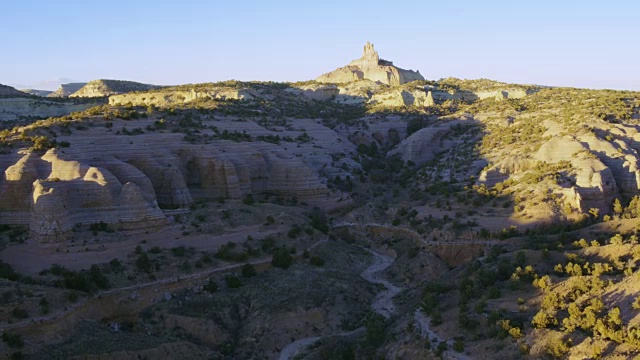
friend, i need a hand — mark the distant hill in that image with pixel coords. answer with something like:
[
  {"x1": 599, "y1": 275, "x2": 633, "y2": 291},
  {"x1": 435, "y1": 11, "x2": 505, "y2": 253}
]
[
  {"x1": 69, "y1": 79, "x2": 159, "y2": 98},
  {"x1": 48, "y1": 83, "x2": 87, "y2": 97},
  {"x1": 0, "y1": 83, "x2": 29, "y2": 97},
  {"x1": 20, "y1": 89, "x2": 53, "y2": 97}
]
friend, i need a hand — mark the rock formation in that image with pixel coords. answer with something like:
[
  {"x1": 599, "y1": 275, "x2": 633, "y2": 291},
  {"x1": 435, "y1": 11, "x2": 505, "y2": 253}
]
[
  {"x1": 370, "y1": 87, "x2": 434, "y2": 107},
  {"x1": 0, "y1": 133, "x2": 329, "y2": 241},
  {"x1": 386, "y1": 122, "x2": 458, "y2": 166},
  {"x1": 70, "y1": 79, "x2": 159, "y2": 98},
  {"x1": 48, "y1": 83, "x2": 87, "y2": 97},
  {"x1": 0, "y1": 98, "x2": 96, "y2": 121},
  {"x1": 109, "y1": 87, "x2": 257, "y2": 107},
  {"x1": 316, "y1": 42, "x2": 424, "y2": 85},
  {"x1": 284, "y1": 84, "x2": 339, "y2": 101},
  {"x1": 533, "y1": 136, "x2": 618, "y2": 213}
]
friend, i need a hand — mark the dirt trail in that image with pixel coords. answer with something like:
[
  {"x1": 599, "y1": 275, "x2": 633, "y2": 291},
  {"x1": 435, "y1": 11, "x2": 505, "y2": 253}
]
[{"x1": 278, "y1": 248, "x2": 398, "y2": 360}]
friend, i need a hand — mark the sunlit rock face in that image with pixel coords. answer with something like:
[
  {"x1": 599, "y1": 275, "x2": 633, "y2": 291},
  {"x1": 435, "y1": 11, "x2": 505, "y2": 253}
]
[
  {"x1": 0, "y1": 133, "x2": 329, "y2": 242},
  {"x1": 316, "y1": 42, "x2": 424, "y2": 86}
]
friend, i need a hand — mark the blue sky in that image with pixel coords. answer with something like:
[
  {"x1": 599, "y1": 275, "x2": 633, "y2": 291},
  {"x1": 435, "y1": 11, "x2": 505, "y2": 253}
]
[{"x1": 1, "y1": 0, "x2": 639, "y2": 90}]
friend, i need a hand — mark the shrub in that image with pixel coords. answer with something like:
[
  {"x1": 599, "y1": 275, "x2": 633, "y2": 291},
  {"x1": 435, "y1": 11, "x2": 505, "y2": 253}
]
[
  {"x1": 1, "y1": 333, "x2": 23, "y2": 348},
  {"x1": 310, "y1": 256, "x2": 325, "y2": 267},
  {"x1": 243, "y1": 194, "x2": 254, "y2": 206},
  {"x1": 453, "y1": 339, "x2": 464, "y2": 352},
  {"x1": 365, "y1": 313, "x2": 387, "y2": 346},
  {"x1": 204, "y1": 279, "x2": 218, "y2": 293},
  {"x1": 224, "y1": 275, "x2": 242, "y2": 288},
  {"x1": 171, "y1": 246, "x2": 187, "y2": 257},
  {"x1": 136, "y1": 253, "x2": 152, "y2": 272},
  {"x1": 272, "y1": 247, "x2": 293, "y2": 269},
  {"x1": 148, "y1": 246, "x2": 162, "y2": 254},
  {"x1": 241, "y1": 263, "x2": 257, "y2": 277},
  {"x1": 10, "y1": 307, "x2": 28, "y2": 319},
  {"x1": 0, "y1": 260, "x2": 20, "y2": 281}
]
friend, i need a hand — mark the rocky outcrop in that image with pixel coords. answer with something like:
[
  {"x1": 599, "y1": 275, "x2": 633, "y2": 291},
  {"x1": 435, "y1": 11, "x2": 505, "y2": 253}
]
[
  {"x1": 428, "y1": 87, "x2": 529, "y2": 103},
  {"x1": 370, "y1": 87, "x2": 434, "y2": 107},
  {"x1": 109, "y1": 87, "x2": 257, "y2": 107},
  {"x1": 317, "y1": 42, "x2": 424, "y2": 86},
  {"x1": 0, "y1": 84, "x2": 28, "y2": 97},
  {"x1": 386, "y1": 123, "x2": 458, "y2": 166},
  {"x1": 576, "y1": 134, "x2": 640, "y2": 196},
  {"x1": 0, "y1": 134, "x2": 329, "y2": 241},
  {"x1": 0, "y1": 98, "x2": 96, "y2": 121},
  {"x1": 48, "y1": 83, "x2": 87, "y2": 97},
  {"x1": 284, "y1": 84, "x2": 339, "y2": 101},
  {"x1": 477, "y1": 166, "x2": 510, "y2": 187},
  {"x1": 70, "y1": 80, "x2": 159, "y2": 98},
  {"x1": 534, "y1": 136, "x2": 618, "y2": 213}
]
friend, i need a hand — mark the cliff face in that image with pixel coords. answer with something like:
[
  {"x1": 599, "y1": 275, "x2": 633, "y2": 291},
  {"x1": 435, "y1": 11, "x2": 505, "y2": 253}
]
[
  {"x1": 70, "y1": 80, "x2": 159, "y2": 98},
  {"x1": 316, "y1": 42, "x2": 424, "y2": 85},
  {"x1": 0, "y1": 133, "x2": 329, "y2": 241},
  {"x1": 48, "y1": 83, "x2": 87, "y2": 97},
  {"x1": 109, "y1": 87, "x2": 256, "y2": 106}
]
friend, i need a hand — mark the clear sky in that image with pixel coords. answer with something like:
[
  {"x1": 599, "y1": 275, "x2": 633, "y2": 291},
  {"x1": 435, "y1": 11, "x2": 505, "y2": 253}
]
[{"x1": 1, "y1": 0, "x2": 639, "y2": 90}]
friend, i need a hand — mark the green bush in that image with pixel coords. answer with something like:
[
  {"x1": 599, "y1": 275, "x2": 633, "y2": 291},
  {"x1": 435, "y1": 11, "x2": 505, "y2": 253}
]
[
  {"x1": 453, "y1": 339, "x2": 464, "y2": 352},
  {"x1": 272, "y1": 247, "x2": 293, "y2": 269},
  {"x1": 204, "y1": 279, "x2": 218, "y2": 293},
  {"x1": 310, "y1": 256, "x2": 325, "y2": 267},
  {"x1": 365, "y1": 313, "x2": 387, "y2": 346},
  {"x1": 241, "y1": 263, "x2": 257, "y2": 277},
  {"x1": 225, "y1": 275, "x2": 242, "y2": 288},
  {"x1": 136, "y1": 252, "x2": 152, "y2": 273},
  {"x1": 1, "y1": 333, "x2": 23, "y2": 348}
]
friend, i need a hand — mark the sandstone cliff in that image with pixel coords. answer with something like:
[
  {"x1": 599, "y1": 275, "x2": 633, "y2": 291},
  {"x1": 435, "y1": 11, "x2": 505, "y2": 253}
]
[
  {"x1": 534, "y1": 136, "x2": 618, "y2": 213},
  {"x1": 0, "y1": 129, "x2": 330, "y2": 241},
  {"x1": 109, "y1": 86, "x2": 257, "y2": 107},
  {"x1": 316, "y1": 42, "x2": 424, "y2": 86}
]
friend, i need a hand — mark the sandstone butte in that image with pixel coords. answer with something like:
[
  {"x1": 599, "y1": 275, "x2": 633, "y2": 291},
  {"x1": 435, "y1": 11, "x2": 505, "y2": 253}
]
[{"x1": 316, "y1": 42, "x2": 425, "y2": 85}]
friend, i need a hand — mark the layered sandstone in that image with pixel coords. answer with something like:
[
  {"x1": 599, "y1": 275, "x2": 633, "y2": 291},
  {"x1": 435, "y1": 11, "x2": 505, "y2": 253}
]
[
  {"x1": 533, "y1": 136, "x2": 618, "y2": 213},
  {"x1": 0, "y1": 132, "x2": 329, "y2": 241},
  {"x1": 386, "y1": 122, "x2": 459, "y2": 166},
  {"x1": 109, "y1": 87, "x2": 257, "y2": 107},
  {"x1": 370, "y1": 88, "x2": 434, "y2": 107},
  {"x1": 317, "y1": 42, "x2": 424, "y2": 85}
]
